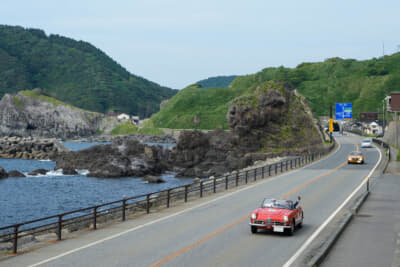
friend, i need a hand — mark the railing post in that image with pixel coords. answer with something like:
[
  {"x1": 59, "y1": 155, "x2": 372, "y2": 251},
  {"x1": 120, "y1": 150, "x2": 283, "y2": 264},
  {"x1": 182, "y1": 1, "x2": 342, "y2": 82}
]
[
  {"x1": 200, "y1": 181, "x2": 203, "y2": 197},
  {"x1": 184, "y1": 185, "x2": 188, "y2": 202},
  {"x1": 275, "y1": 164, "x2": 277, "y2": 174},
  {"x1": 122, "y1": 199, "x2": 126, "y2": 221},
  {"x1": 286, "y1": 160, "x2": 288, "y2": 171},
  {"x1": 236, "y1": 172, "x2": 239, "y2": 186},
  {"x1": 213, "y1": 177, "x2": 216, "y2": 193},
  {"x1": 93, "y1": 206, "x2": 98, "y2": 230},
  {"x1": 245, "y1": 170, "x2": 248, "y2": 184},
  {"x1": 167, "y1": 189, "x2": 171, "y2": 208},
  {"x1": 57, "y1": 215, "x2": 63, "y2": 240},
  {"x1": 13, "y1": 225, "x2": 19, "y2": 254},
  {"x1": 291, "y1": 159, "x2": 292, "y2": 169},
  {"x1": 262, "y1": 166, "x2": 265, "y2": 178},
  {"x1": 254, "y1": 168, "x2": 257, "y2": 181},
  {"x1": 225, "y1": 175, "x2": 228, "y2": 190},
  {"x1": 281, "y1": 162, "x2": 283, "y2": 172},
  {"x1": 146, "y1": 194, "x2": 150, "y2": 214},
  {"x1": 269, "y1": 165, "x2": 271, "y2": 176}
]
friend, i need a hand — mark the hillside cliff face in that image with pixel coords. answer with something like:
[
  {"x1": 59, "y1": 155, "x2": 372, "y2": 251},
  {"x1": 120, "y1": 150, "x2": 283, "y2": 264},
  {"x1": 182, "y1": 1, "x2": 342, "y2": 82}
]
[
  {"x1": 167, "y1": 82, "x2": 325, "y2": 177},
  {"x1": 0, "y1": 90, "x2": 117, "y2": 139}
]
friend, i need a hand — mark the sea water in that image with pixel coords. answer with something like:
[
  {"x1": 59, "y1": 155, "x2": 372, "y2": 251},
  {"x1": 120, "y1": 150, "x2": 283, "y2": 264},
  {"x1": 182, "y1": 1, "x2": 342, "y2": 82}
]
[{"x1": 0, "y1": 142, "x2": 191, "y2": 228}]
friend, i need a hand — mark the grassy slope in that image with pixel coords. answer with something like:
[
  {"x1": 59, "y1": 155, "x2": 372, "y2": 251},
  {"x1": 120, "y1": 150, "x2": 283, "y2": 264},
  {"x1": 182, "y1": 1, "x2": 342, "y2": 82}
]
[{"x1": 150, "y1": 53, "x2": 400, "y2": 130}]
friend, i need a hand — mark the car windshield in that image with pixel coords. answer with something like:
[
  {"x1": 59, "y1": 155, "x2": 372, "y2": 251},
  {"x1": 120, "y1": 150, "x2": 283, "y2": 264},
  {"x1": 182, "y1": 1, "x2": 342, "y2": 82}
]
[
  {"x1": 362, "y1": 140, "x2": 371, "y2": 143},
  {"x1": 349, "y1": 151, "x2": 362, "y2": 156},
  {"x1": 262, "y1": 199, "x2": 293, "y2": 209}
]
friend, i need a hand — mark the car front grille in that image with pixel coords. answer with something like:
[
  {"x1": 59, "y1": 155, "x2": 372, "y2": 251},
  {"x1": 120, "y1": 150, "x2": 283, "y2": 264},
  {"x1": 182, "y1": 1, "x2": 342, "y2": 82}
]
[{"x1": 254, "y1": 220, "x2": 284, "y2": 226}]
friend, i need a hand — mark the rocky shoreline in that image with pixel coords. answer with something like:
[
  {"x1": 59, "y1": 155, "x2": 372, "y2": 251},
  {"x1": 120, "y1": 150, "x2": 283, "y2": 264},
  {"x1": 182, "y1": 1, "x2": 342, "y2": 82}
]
[{"x1": 0, "y1": 136, "x2": 69, "y2": 160}]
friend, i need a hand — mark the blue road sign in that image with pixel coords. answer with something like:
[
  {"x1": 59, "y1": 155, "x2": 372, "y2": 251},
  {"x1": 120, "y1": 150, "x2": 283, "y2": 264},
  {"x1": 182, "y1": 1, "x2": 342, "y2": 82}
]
[{"x1": 335, "y1": 103, "x2": 352, "y2": 120}]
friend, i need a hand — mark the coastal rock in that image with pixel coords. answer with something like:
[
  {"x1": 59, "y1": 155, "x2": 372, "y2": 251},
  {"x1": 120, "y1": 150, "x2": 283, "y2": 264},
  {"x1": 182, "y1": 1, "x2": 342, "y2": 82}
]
[
  {"x1": 0, "y1": 90, "x2": 119, "y2": 140},
  {"x1": 0, "y1": 136, "x2": 68, "y2": 160},
  {"x1": 142, "y1": 175, "x2": 165, "y2": 183},
  {"x1": 168, "y1": 82, "x2": 325, "y2": 178},
  {"x1": 54, "y1": 82, "x2": 325, "y2": 179},
  {"x1": 8, "y1": 170, "x2": 26, "y2": 177},
  {"x1": 0, "y1": 166, "x2": 8, "y2": 178},
  {"x1": 28, "y1": 169, "x2": 48, "y2": 176},
  {"x1": 55, "y1": 139, "x2": 169, "y2": 178},
  {"x1": 62, "y1": 167, "x2": 78, "y2": 175}
]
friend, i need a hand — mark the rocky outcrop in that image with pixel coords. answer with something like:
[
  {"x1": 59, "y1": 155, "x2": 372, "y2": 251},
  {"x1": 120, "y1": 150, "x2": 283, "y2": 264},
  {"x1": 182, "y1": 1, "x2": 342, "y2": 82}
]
[
  {"x1": 55, "y1": 139, "x2": 170, "y2": 178},
  {"x1": 0, "y1": 136, "x2": 68, "y2": 160},
  {"x1": 0, "y1": 89, "x2": 118, "y2": 139},
  {"x1": 142, "y1": 175, "x2": 165, "y2": 183},
  {"x1": 8, "y1": 170, "x2": 25, "y2": 177},
  {"x1": 54, "y1": 82, "x2": 325, "y2": 178},
  {"x1": 28, "y1": 169, "x2": 48, "y2": 176},
  {"x1": 0, "y1": 167, "x2": 8, "y2": 178},
  {"x1": 167, "y1": 82, "x2": 325, "y2": 177}
]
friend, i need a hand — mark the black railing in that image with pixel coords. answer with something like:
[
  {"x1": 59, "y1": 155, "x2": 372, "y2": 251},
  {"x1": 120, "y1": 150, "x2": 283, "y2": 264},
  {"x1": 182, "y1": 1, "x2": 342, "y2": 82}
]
[
  {"x1": 372, "y1": 138, "x2": 391, "y2": 160},
  {"x1": 0, "y1": 145, "x2": 334, "y2": 254}
]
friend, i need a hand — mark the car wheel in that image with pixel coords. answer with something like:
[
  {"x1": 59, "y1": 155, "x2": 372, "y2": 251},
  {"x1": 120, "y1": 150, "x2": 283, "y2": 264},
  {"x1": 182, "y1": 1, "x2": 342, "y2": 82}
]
[
  {"x1": 297, "y1": 213, "x2": 303, "y2": 228},
  {"x1": 287, "y1": 220, "x2": 295, "y2": 236},
  {"x1": 251, "y1": 226, "x2": 257, "y2": 234}
]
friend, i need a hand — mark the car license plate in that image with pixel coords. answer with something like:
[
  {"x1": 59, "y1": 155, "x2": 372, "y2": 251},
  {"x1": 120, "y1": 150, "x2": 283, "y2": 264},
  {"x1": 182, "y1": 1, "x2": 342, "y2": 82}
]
[{"x1": 273, "y1": 226, "x2": 284, "y2": 232}]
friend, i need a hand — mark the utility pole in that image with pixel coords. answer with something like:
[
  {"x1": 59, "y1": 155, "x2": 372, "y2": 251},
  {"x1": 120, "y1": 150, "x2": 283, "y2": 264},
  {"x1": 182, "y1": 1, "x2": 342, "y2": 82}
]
[
  {"x1": 329, "y1": 106, "x2": 333, "y2": 143},
  {"x1": 382, "y1": 99, "x2": 386, "y2": 136}
]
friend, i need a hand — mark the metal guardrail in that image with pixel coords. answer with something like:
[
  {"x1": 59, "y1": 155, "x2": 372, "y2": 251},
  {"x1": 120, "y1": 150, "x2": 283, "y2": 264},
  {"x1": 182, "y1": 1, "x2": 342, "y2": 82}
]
[
  {"x1": 0, "y1": 145, "x2": 335, "y2": 254},
  {"x1": 372, "y1": 138, "x2": 391, "y2": 160}
]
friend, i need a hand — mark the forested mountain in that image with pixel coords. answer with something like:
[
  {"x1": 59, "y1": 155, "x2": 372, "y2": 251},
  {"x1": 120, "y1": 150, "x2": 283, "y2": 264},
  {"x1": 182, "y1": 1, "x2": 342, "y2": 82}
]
[
  {"x1": 196, "y1": 75, "x2": 237, "y2": 88},
  {"x1": 150, "y1": 53, "x2": 400, "y2": 129},
  {"x1": 0, "y1": 25, "x2": 177, "y2": 117}
]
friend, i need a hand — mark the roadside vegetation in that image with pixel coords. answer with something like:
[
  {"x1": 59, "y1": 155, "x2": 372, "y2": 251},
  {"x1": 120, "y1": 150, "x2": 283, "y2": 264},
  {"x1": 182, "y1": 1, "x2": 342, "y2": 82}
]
[{"x1": 110, "y1": 122, "x2": 164, "y2": 136}]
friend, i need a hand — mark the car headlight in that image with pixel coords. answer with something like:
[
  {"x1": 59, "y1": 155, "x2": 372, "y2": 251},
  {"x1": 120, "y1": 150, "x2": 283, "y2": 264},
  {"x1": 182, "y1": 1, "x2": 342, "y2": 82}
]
[
  {"x1": 251, "y1": 213, "x2": 257, "y2": 220},
  {"x1": 283, "y1": 216, "x2": 289, "y2": 223}
]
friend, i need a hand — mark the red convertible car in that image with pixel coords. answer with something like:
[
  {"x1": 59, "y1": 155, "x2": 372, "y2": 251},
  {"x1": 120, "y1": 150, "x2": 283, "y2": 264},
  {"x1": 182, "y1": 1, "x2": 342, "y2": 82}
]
[{"x1": 249, "y1": 196, "x2": 303, "y2": 235}]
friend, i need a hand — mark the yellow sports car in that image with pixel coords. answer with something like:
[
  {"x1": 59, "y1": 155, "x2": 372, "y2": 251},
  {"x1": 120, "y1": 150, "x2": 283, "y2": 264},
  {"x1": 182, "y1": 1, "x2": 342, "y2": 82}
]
[{"x1": 347, "y1": 151, "x2": 364, "y2": 164}]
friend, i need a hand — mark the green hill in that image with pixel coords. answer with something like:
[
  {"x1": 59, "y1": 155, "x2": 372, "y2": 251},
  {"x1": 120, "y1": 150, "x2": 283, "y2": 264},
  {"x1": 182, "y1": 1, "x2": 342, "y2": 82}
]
[
  {"x1": 196, "y1": 75, "x2": 237, "y2": 88},
  {"x1": 150, "y1": 53, "x2": 400, "y2": 130},
  {"x1": 0, "y1": 25, "x2": 177, "y2": 118}
]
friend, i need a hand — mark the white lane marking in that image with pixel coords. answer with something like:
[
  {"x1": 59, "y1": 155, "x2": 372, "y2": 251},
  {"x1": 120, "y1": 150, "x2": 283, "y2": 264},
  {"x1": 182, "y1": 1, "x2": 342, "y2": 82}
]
[
  {"x1": 282, "y1": 142, "x2": 382, "y2": 267},
  {"x1": 29, "y1": 142, "x2": 342, "y2": 267}
]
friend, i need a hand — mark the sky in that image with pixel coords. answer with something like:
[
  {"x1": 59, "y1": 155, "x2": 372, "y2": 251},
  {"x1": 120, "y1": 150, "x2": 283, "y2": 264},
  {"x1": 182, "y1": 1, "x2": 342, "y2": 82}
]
[{"x1": 1, "y1": 0, "x2": 400, "y2": 89}]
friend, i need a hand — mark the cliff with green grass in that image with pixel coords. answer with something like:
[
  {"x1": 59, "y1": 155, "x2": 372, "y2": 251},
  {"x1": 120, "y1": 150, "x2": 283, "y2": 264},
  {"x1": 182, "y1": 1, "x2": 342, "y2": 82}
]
[{"x1": 150, "y1": 53, "x2": 400, "y2": 130}]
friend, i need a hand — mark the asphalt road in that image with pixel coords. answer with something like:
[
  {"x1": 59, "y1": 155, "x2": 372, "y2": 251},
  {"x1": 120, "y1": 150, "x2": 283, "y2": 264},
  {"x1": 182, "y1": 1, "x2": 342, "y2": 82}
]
[{"x1": 1, "y1": 134, "x2": 380, "y2": 267}]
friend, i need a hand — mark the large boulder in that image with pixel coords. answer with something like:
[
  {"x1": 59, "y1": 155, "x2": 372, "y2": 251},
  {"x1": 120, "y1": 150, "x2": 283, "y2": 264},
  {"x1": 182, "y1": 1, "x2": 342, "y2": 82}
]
[
  {"x1": 142, "y1": 175, "x2": 165, "y2": 183},
  {"x1": 28, "y1": 169, "x2": 48, "y2": 176},
  {"x1": 55, "y1": 139, "x2": 169, "y2": 178},
  {"x1": 168, "y1": 82, "x2": 324, "y2": 178},
  {"x1": 0, "y1": 166, "x2": 8, "y2": 178},
  {"x1": 8, "y1": 170, "x2": 26, "y2": 177}
]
